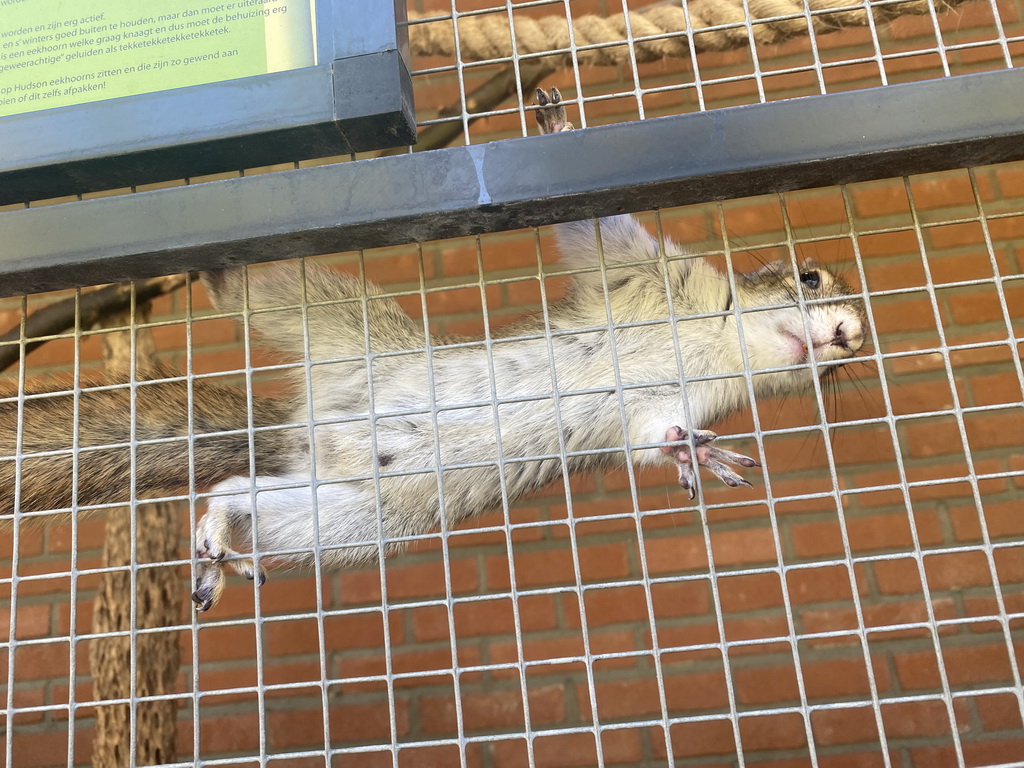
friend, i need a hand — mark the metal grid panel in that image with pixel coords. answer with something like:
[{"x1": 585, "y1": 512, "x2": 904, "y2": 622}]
[
  {"x1": 405, "y1": 0, "x2": 1024, "y2": 145},
  {"x1": 1, "y1": 2, "x2": 1023, "y2": 767},
  {"x1": 2, "y1": 163, "x2": 1023, "y2": 767}
]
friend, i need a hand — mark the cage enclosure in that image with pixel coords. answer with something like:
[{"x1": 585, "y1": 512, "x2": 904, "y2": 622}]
[{"x1": 1, "y1": 1, "x2": 1023, "y2": 767}]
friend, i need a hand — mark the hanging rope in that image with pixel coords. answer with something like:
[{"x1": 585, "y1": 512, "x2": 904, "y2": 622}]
[{"x1": 408, "y1": 0, "x2": 966, "y2": 65}]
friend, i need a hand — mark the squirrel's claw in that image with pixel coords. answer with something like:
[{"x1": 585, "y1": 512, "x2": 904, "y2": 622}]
[
  {"x1": 192, "y1": 566, "x2": 225, "y2": 612},
  {"x1": 231, "y1": 556, "x2": 268, "y2": 587},
  {"x1": 662, "y1": 426, "x2": 760, "y2": 498},
  {"x1": 673, "y1": 457, "x2": 698, "y2": 499},
  {"x1": 535, "y1": 87, "x2": 574, "y2": 135}
]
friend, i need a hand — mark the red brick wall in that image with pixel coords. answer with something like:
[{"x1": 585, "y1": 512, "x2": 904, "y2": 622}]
[{"x1": 2, "y1": 1, "x2": 1023, "y2": 766}]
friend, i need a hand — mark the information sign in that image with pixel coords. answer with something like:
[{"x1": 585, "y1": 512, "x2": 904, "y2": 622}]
[
  {"x1": 0, "y1": 0, "x2": 316, "y2": 117},
  {"x1": 0, "y1": 0, "x2": 414, "y2": 205}
]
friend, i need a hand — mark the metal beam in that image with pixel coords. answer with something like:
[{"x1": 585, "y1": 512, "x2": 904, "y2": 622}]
[{"x1": 2, "y1": 68, "x2": 1023, "y2": 297}]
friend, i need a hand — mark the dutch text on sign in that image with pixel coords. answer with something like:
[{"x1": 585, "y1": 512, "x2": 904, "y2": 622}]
[{"x1": 0, "y1": 0, "x2": 316, "y2": 117}]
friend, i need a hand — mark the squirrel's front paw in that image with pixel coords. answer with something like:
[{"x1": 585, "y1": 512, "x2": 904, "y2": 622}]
[
  {"x1": 661, "y1": 426, "x2": 760, "y2": 499},
  {"x1": 535, "y1": 87, "x2": 573, "y2": 135}
]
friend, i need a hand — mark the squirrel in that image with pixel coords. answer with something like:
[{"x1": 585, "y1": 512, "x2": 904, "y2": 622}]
[{"x1": 0, "y1": 89, "x2": 868, "y2": 611}]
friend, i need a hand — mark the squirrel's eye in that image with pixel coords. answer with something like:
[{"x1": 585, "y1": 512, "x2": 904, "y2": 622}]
[{"x1": 799, "y1": 270, "x2": 820, "y2": 290}]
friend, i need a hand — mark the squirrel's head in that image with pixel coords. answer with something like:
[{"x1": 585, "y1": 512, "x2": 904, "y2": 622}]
[{"x1": 732, "y1": 259, "x2": 868, "y2": 396}]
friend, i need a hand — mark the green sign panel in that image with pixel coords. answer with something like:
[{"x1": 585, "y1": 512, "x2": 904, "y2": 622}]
[{"x1": 0, "y1": 0, "x2": 316, "y2": 117}]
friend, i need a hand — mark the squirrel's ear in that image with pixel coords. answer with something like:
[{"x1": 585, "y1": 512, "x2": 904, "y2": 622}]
[
  {"x1": 555, "y1": 215, "x2": 665, "y2": 270},
  {"x1": 742, "y1": 260, "x2": 786, "y2": 280}
]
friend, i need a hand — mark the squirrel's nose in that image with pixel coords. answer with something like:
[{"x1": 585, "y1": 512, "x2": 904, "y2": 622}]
[{"x1": 834, "y1": 320, "x2": 864, "y2": 353}]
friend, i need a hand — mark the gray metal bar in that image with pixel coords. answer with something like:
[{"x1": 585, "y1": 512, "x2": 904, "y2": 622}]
[{"x1": 2, "y1": 68, "x2": 1023, "y2": 297}]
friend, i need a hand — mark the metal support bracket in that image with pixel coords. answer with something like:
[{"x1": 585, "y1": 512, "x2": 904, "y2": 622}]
[{"x1": 1, "y1": 68, "x2": 1022, "y2": 297}]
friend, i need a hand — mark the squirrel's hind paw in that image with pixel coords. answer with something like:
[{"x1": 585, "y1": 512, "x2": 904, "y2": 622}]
[
  {"x1": 193, "y1": 505, "x2": 267, "y2": 612},
  {"x1": 192, "y1": 555, "x2": 266, "y2": 612},
  {"x1": 192, "y1": 563, "x2": 225, "y2": 612},
  {"x1": 661, "y1": 427, "x2": 761, "y2": 499}
]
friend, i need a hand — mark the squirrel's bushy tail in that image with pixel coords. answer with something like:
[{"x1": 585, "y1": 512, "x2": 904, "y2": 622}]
[
  {"x1": 2, "y1": 261, "x2": 418, "y2": 518},
  {"x1": 0, "y1": 370, "x2": 295, "y2": 518}
]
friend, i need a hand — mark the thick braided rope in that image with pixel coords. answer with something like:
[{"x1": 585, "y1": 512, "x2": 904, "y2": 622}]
[{"x1": 409, "y1": 0, "x2": 966, "y2": 65}]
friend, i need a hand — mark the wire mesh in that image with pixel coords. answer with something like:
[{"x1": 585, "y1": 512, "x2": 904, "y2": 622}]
[
  {"x1": 1, "y1": 1, "x2": 1023, "y2": 767},
  {"x1": 2, "y1": 163, "x2": 1022, "y2": 767},
  {"x1": 404, "y1": 0, "x2": 1024, "y2": 146}
]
